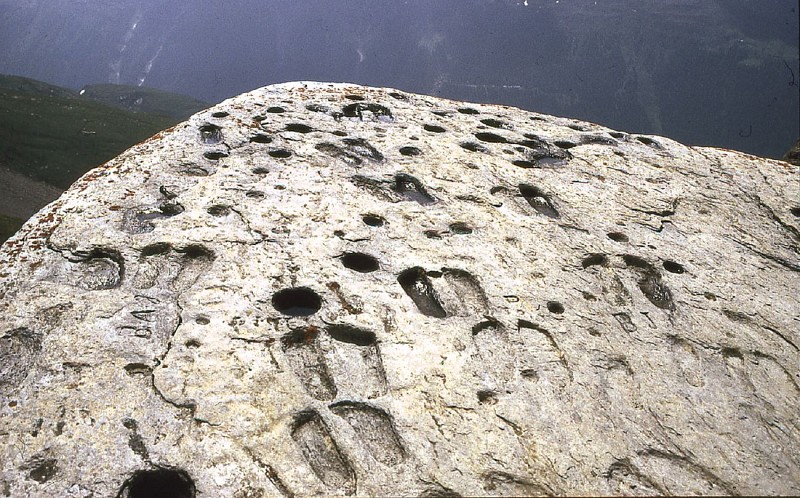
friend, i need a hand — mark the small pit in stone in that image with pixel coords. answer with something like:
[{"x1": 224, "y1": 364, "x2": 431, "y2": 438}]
[
  {"x1": 269, "y1": 149, "x2": 292, "y2": 158},
  {"x1": 399, "y1": 146, "x2": 422, "y2": 156},
  {"x1": 663, "y1": 260, "x2": 685, "y2": 274},
  {"x1": 285, "y1": 123, "x2": 314, "y2": 133},
  {"x1": 790, "y1": 207, "x2": 800, "y2": 217},
  {"x1": 449, "y1": 222, "x2": 473, "y2": 234},
  {"x1": 636, "y1": 136, "x2": 660, "y2": 147},
  {"x1": 341, "y1": 253, "x2": 379, "y2": 273},
  {"x1": 203, "y1": 151, "x2": 228, "y2": 160},
  {"x1": 461, "y1": 142, "x2": 489, "y2": 153},
  {"x1": 272, "y1": 287, "x2": 322, "y2": 316},
  {"x1": 547, "y1": 301, "x2": 565, "y2": 314},
  {"x1": 206, "y1": 205, "x2": 230, "y2": 217},
  {"x1": 477, "y1": 390, "x2": 498, "y2": 404},
  {"x1": 118, "y1": 468, "x2": 196, "y2": 498},
  {"x1": 607, "y1": 232, "x2": 629, "y2": 243},
  {"x1": 362, "y1": 214, "x2": 385, "y2": 227},
  {"x1": 480, "y1": 118, "x2": 510, "y2": 129},
  {"x1": 554, "y1": 141, "x2": 577, "y2": 149},
  {"x1": 393, "y1": 173, "x2": 435, "y2": 205},
  {"x1": 458, "y1": 107, "x2": 480, "y2": 114},
  {"x1": 475, "y1": 132, "x2": 508, "y2": 143},
  {"x1": 519, "y1": 184, "x2": 559, "y2": 218},
  {"x1": 198, "y1": 124, "x2": 222, "y2": 144},
  {"x1": 582, "y1": 254, "x2": 608, "y2": 268},
  {"x1": 252, "y1": 167, "x2": 269, "y2": 175},
  {"x1": 424, "y1": 124, "x2": 446, "y2": 133},
  {"x1": 249, "y1": 134, "x2": 272, "y2": 144},
  {"x1": 211, "y1": 111, "x2": 229, "y2": 118},
  {"x1": 266, "y1": 106, "x2": 286, "y2": 113}
]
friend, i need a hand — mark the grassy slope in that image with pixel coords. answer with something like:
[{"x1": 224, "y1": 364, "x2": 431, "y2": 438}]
[
  {"x1": 0, "y1": 87, "x2": 176, "y2": 188},
  {"x1": 0, "y1": 74, "x2": 79, "y2": 99},
  {"x1": 80, "y1": 83, "x2": 209, "y2": 120}
]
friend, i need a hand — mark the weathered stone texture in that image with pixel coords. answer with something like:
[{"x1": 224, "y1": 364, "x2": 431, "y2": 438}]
[{"x1": 0, "y1": 82, "x2": 798, "y2": 496}]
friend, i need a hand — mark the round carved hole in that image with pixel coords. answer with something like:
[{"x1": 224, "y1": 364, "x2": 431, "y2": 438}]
[
  {"x1": 607, "y1": 232, "x2": 629, "y2": 243},
  {"x1": 272, "y1": 287, "x2": 322, "y2": 316},
  {"x1": 663, "y1": 260, "x2": 686, "y2": 274},
  {"x1": 341, "y1": 253, "x2": 379, "y2": 273},
  {"x1": 269, "y1": 149, "x2": 292, "y2": 158},
  {"x1": 424, "y1": 124, "x2": 446, "y2": 133},
  {"x1": 547, "y1": 301, "x2": 565, "y2": 314},
  {"x1": 362, "y1": 214, "x2": 384, "y2": 227},
  {"x1": 119, "y1": 468, "x2": 195, "y2": 498},
  {"x1": 399, "y1": 146, "x2": 421, "y2": 156}
]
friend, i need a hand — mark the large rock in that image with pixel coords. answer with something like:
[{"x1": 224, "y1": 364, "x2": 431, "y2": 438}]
[{"x1": 1, "y1": 82, "x2": 798, "y2": 497}]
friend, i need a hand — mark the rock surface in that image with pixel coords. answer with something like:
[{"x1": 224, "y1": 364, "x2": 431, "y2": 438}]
[{"x1": 1, "y1": 82, "x2": 799, "y2": 497}]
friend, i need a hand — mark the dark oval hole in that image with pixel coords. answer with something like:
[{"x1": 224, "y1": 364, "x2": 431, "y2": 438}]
[
  {"x1": 568, "y1": 124, "x2": 587, "y2": 131},
  {"x1": 460, "y1": 142, "x2": 488, "y2": 153},
  {"x1": 636, "y1": 136, "x2": 659, "y2": 147},
  {"x1": 285, "y1": 123, "x2": 314, "y2": 133},
  {"x1": 399, "y1": 146, "x2": 421, "y2": 156},
  {"x1": 475, "y1": 132, "x2": 507, "y2": 143},
  {"x1": 622, "y1": 254, "x2": 652, "y2": 270},
  {"x1": 246, "y1": 190, "x2": 265, "y2": 199},
  {"x1": 554, "y1": 141, "x2": 577, "y2": 149},
  {"x1": 388, "y1": 92, "x2": 407, "y2": 100},
  {"x1": 252, "y1": 167, "x2": 269, "y2": 175},
  {"x1": 203, "y1": 151, "x2": 228, "y2": 160},
  {"x1": 211, "y1": 111, "x2": 229, "y2": 118},
  {"x1": 790, "y1": 207, "x2": 800, "y2": 217},
  {"x1": 362, "y1": 214, "x2": 385, "y2": 227},
  {"x1": 249, "y1": 134, "x2": 272, "y2": 144},
  {"x1": 306, "y1": 103, "x2": 329, "y2": 113},
  {"x1": 269, "y1": 149, "x2": 292, "y2": 158},
  {"x1": 582, "y1": 253, "x2": 608, "y2": 268},
  {"x1": 457, "y1": 107, "x2": 479, "y2": 114},
  {"x1": 326, "y1": 324, "x2": 376, "y2": 346},
  {"x1": 663, "y1": 260, "x2": 686, "y2": 274},
  {"x1": 607, "y1": 232, "x2": 629, "y2": 242},
  {"x1": 266, "y1": 106, "x2": 286, "y2": 113},
  {"x1": 341, "y1": 252, "x2": 379, "y2": 273},
  {"x1": 198, "y1": 124, "x2": 222, "y2": 144},
  {"x1": 512, "y1": 160, "x2": 535, "y2": 168},
  {"x1": 178, "y1": 245, "x2": 214, "y2": 260},
  {"x1": 480, "y1": 118, "x2": 509, "y2": 129},
  {"x1": 141, "y1": 243, "x2": 171, "y2": 257},
  {"x1": 547, "y1": 301, "x2": 565, "y2": 314},
  {"x1": 424, "y1": 124, "x2": 446, "y2": 133},
  {"x1": 609, "y1": 132, "x2": 626, "y2": 139},
  {"x1": 272, "y1": 287, "x2": 322, "y2": 316},
  {"x1": 159, "y1": 202, "x2": 184, "y2": 216},
  {"x1": 206, "y1": 205, "x2": 230, "y2": 217},
  {"x1": 449, "y1": 222, "x2": 473, "y2": 234},
  {"x1": 119, "y1": 468, "x2": 196, "y2": 498},
  {"x1": 345, "y1": 94, "x2": 366, "y2": 101}
]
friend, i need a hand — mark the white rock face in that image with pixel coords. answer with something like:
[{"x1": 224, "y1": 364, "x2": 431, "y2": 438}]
[{"x1": 1, "y1": 82, "x2": 799, "y2": 497}]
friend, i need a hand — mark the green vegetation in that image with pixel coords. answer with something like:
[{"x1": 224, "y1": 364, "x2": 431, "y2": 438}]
[
  {"x1": 0, "y1": 74, "x2": 79, "y2": 99},
  {"x1": 0, "y1": 213, "x2": 24, "y2": 243},
  {"x1": 80, "y1": 83, "x2": 209, "y2": 120},
  {"x1": 0, "y1": 86, "x2": 176, "y2": 188}
]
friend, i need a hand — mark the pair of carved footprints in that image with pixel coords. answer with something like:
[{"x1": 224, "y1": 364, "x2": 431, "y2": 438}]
[{"x1": 282, "y1": 325, "x2": 404, "y2": 494}]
